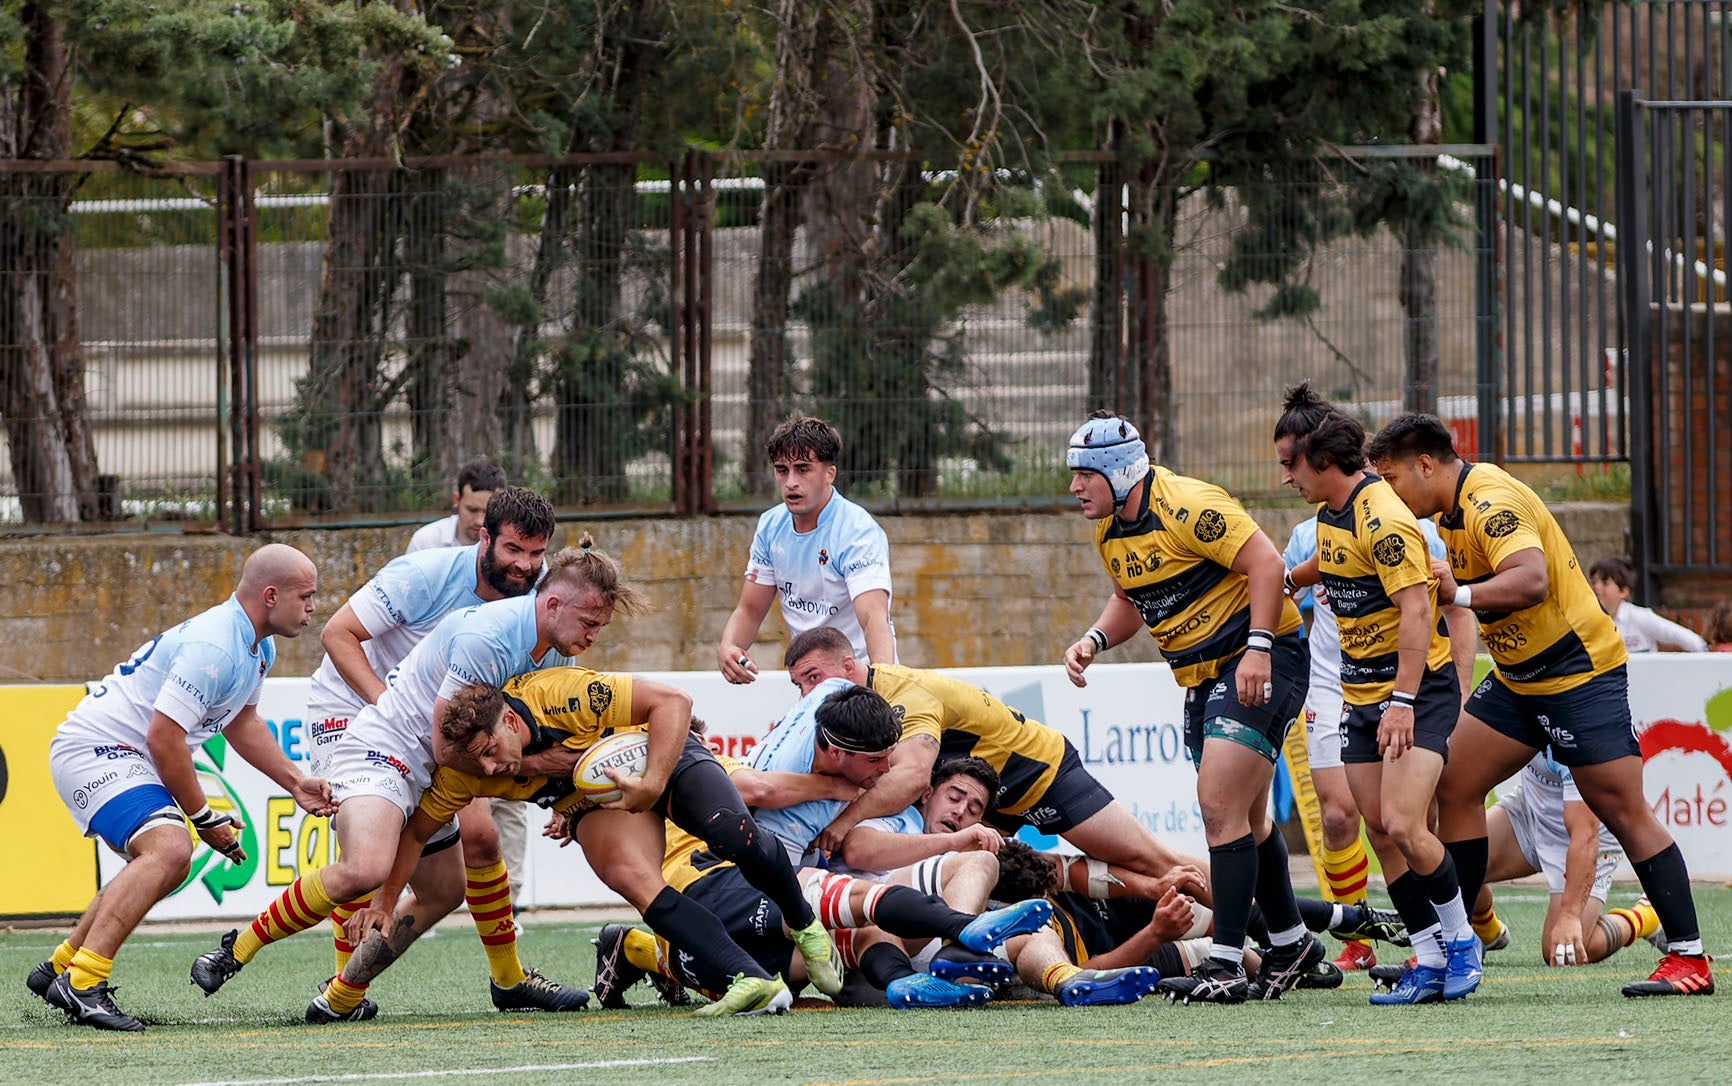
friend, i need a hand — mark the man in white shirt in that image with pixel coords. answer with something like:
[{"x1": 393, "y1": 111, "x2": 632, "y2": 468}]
[
  {"x1": 1588, "y1": 557, "x2": 1709, "y2": 653},
  {"x1": 394, "y1": 465, "x2": 534, "y2": 904},
  {"x1": 34, "y1": 545, "x2": 328, "y2": 1031},
  {"x1": 718, "y1": 415, "x2": 895, "y2": 681},
  {"x1": 190, "y1": 542, "x2": 622, "y2": 1020},
  {"x1": 406, "y1": 459, "x2": 505, "y2": 553}
]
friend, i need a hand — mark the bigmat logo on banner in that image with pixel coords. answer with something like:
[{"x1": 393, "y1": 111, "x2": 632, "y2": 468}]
[{"x1": 60, "y1": 655, "x2": 1732, "y2": 920}]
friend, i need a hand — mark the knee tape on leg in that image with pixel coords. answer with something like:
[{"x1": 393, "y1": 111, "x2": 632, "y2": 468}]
[{"x1": 126, "y1": 807, "x2": 191, "y2": 858}]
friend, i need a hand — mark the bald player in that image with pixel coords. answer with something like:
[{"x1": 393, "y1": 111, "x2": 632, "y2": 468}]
[{"x1": 32, "y1": 545, "x2": 331, "y2": 1031}]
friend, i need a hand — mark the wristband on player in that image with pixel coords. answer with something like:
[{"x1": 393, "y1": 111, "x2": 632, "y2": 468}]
[
  {"x1": 1453, "y1": 585, "x2": 1473, "y2": 609},
  {"x1": 187, "y1": 805, "x2": 232, "y2": 831},
  {"x1": 1282, "y1": 569, "x2": 1298, "y2": 596},
  {"x1": 1389, "y1": 689, "x2": 1417, "y2": 708},
  {"x1": 1084, "y1": 627, "x2": 1109, "y2": 653},
  {"x1": 1245, "y1": 629, "x2": 1274, "y2": 653}
]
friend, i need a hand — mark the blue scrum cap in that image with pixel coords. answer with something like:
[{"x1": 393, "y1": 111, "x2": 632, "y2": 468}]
[{"x1": 1066, "y1": 417, "x2": 1149, "y2": 506}]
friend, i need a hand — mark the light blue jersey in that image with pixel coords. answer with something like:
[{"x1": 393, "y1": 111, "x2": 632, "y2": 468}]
[
  {"x1": 309, "y1": 542, "x2": 488, "y2": 714},
  {"x1": 746, "y1": 677, "x2": 855, "y2": 863},
  {"x1": 745, "y1": 491, "x2": 894, "y2": 661},
  {"x1": 59, "y1": 596, "x2": 274, "y2": 750}
]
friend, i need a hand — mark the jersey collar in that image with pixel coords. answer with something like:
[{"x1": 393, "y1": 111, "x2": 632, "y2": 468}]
[{"x1": 1438, "y1": 461, "x2": 1478, "y2": 530}]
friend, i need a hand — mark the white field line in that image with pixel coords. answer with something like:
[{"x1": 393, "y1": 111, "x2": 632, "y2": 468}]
[{"x1": 177, "y1": 1057, "x2": 714, "y2": 1086}]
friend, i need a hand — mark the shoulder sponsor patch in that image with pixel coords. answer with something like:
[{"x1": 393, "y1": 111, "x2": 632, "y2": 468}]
[
  {"x1": 1482, "y1": 510, "x2": 1519, "y2": 538},
  {"x1": 1372, "y1": 534, "x2": 1408, "y2": 567},
  {"x1": 1194, "y1": 509, "x2": 1228, "y2": 543},
  {"x1": 587, "y1": 680, "x2": 613, "y2": 714}
]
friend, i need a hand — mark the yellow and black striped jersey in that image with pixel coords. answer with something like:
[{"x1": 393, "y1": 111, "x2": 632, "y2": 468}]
[
  {"x1": 866, "y1": 664, "x2": 1066, "y2": 817},
  {"x1": 1047, "y1": 892, "x2": 1158, "y2": 967},
  {"x1": 415, "y1": 666, "x2": 638, "y2": 825},
  {"x1": 662, "y1": 755, "x2": 748, "y2": 891},
  {"x1": 1315, "y1": 475, "x2": 1452, "y2": 706},
  {"x1": 1436, "y1": 462, "x2": 1626, "y2": 694},
  {"x1": 1093, "y1": 466, "x2": 1301, "y2": 688}
]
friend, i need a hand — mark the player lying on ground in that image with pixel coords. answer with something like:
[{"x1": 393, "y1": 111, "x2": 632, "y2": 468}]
[{"x1": 585, "y1": 750, "x2": 1056, "y2": 1011}]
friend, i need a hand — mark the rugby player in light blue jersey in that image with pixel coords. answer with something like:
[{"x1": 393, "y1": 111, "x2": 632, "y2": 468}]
[
  {"x1": 191, "y1": 536, "x2": 631, "y2": 1020},
  {"x1": 718, "y1": 414, "x2": 896, "y2": 684},
  {"x1": 36, "y1": 545, "x2": 327, "y2": 1031},
  {"x1": 298, "y1": 486, "x2": 553, "y2": 1019}
]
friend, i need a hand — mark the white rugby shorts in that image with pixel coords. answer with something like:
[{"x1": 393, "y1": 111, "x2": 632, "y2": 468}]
[
  {"x1": 1500, "y1": 787, "x2": 1620, "y2": 901},
  {"x1": 48, "y1": 732, "x2": 167, "y2": 837},
  {"x1": 305, "y1": 698, "x2": 357, "y2": 779},
  {"x1": 1303, "y1": 682, "x2": 1346, "y2": 771}
]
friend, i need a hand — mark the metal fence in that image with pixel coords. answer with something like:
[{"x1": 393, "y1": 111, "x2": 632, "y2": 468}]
[{"x1": 0, "y1": 148, "x2": 1499, "y2": 530}]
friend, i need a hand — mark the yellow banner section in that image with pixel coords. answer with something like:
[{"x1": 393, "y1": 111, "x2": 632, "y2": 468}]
[{"x1": 0, "y1": 686, "x2": 98, "y2": 915}]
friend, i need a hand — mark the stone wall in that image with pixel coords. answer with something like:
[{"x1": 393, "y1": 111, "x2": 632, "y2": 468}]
[{"x1": 0, "y1": 502, "x2": 1637, "y2": 684}]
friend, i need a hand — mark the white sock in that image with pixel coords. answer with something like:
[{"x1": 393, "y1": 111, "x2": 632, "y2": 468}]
[
  {"x1": 1268, "y1": 923, "x2": 1306, "y2": 948},
  {"x1": 1667, "y1": 937, "x2": 1705, "y2": 956},
  {"x1": 1412, "y1": 924, "x2": 1446, "y2": 968},
  {"x1": 1328, "y1": 904, "x2": 1347, "y2": 929},
  {"x1": 1209, "y1": 943, "x2": 1246, "y2": 967},
  {"x1": 1432, "y1": 892, "x2": 1471, "y2": 942}
]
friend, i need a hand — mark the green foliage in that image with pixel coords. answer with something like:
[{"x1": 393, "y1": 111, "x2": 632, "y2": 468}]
[{"x1": 799, "y1": 200, "x2": 1050, "y2": 496}]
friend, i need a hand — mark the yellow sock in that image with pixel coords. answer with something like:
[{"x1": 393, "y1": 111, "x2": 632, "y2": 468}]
[
  {"x1": 1608, "y1": 901, "x2": 1660, "y2": 945},
  {"x1": 1321, "y1": 840, "x2": 1370, "y2": 904},
  {"x1": 623, "y1": 928, "x2": 663, "y2": 974},
  {"x1": 1040, "y1": 961, "x2": 1082, "y2": 994},
  {"x1": 50, "y1": 939, "x2": 77, "y2": 974},
  {"x1": 66, "y1": 947, "x2": 113, "y2": 991},
  {"x1": 466, "y1": 861, "x2": 526, "y2": 989},
  {"x1": 322, "y1": 975, "x2": 371, "y2": 1015},
  {"x1": 1472, "y1": 905, "x2": 1503, "y2": 946},
  {"x1": 330, "y1": 892, "x2": 374, "y2": 977},
  {"x1": 232, "y1": 869, "x2": 338, "y2": 964}
]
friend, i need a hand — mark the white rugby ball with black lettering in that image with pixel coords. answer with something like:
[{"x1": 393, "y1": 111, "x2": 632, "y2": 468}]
[{"x1": 572, "y1": 730, "x2": 650, "y2": 805}]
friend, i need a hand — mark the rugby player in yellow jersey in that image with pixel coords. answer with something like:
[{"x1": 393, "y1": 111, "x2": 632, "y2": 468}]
[
  {"x1": 594, "y1": 750, "x2": 1055, "y2": 1010},
  {"x1": 786, "y1": 628, "x2": 1208, "y2": 900},
  {"x1": 1061, "y1": 412, "x2": 1323, "y2": 1005},
  {"x1": 1275, "y1": 383, "x2": 1482, "y2": 1005},
  {"x1": 1369, "y1": 412, "x2": 1713, "y2": 998},
  {"x1": 343, "y1": 672, "x2": 845, "y2": 1017}
]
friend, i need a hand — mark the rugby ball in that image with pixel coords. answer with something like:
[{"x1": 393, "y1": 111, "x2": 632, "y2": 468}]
[{"x1": 572, "y1": 730, "x2": 650, "y2": 805}]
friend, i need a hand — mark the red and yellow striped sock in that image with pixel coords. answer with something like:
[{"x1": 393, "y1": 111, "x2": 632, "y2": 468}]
[
  {"x1": 466, "y1": 861, "x2": 526, "y2": 989},
  {"x1": 66, "y1": 947, "x2": 114, "y2": 991},
  {"x1": 232, "y1": 869, "x2": 338, "y2": 964},
  {"x1": 49, "y1": 939, "x2": 77, "y2": 975},
  {"x1": 321, "y1": 975, "x2": 371, "y2": 1016},
  {"x1": 1607, "y1": 900, "x2": 1660, "y2": 946},
  {"x1": 1472, "y1": 902, "x2": 1503, "y2": 946},
  {"x1": 1040, "y1": 961, "x2": 1082, "y2": 994},
  {"x1": 1321, "y1": 840, "x2": 1370, "y2": 904},
  {"x1": 330, "y1": 892, "x2": 374, "y2": 977}
]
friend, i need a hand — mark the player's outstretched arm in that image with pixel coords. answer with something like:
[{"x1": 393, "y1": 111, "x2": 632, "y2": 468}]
[
  {"x1": 1550, "y1": 800, "x2": 1601, "y2": 966},
  {"x1": 1063, "y1": 591, "x2": 1142, "y2": 688},
  {"x1": 814, "y1": 734, "x2": 939, "y2": 855},
  {"x1": 839, "y1": 821, "x2": 999, "y2": 873},
  {"x1": 731, "y1": 767, "x2": 859, "y2": 809},
  {"x1": 225, "y1": 708, "x2": 336, "y2": 815},
  {"x1": 852, "y1": 588, "x2": 896, "y2": 666},
  {"x1": 350, "y1": 810, "x2": 443, "y2": 943},
  {"x1": 1075, "y1": 888, "x2": 1195, "y2": 970},
  {"x1": 322, "y1": 602, "x2": 387, "y2": 705},
  {"x1": 717, "y1": 581, "x2": 776, "y2": 683}
]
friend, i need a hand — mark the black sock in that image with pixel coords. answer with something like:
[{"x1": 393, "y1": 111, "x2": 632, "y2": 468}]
[
  {"x1": 1245, "y1": 903, "x2": 1270, "y2": 946},
  {"x1": 869, "y1": 886, "x2": 970, "y2": 942},
  {"x1": 1294, "y1": 895, "x2": 1336, "y2": 932},
  {"x1": 1149, "y1": 942, "x2": 1185, "y2": 978},
  {"x1": 858, "y1": 942, "x2": 917, "y2": 989},
  {"x1": 1410, "y1": 852, "x2": 1463, "y2": 911},
  {"x1": 1207, "y1": 833, "x2": 1257, "y2": 954},
  {"x1": 1445, "y1": 837, "x2": 1489, "y2": 913},
  {"x1": 1253, "y1": 830, "x2": 1305, "y2": 939},
  {"x1": 1632, "y1": 843, "x2": 1702, "y2": 946},
  {"x1": 666, "y1": 755, "x2": 817, "y2": 929},
  {"x1": 1385, "y1": 873, "x2": 1441, "y2": 934},
  {"x1": 642, "y1": 886, "x2": 771, "y2": 989}
]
